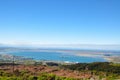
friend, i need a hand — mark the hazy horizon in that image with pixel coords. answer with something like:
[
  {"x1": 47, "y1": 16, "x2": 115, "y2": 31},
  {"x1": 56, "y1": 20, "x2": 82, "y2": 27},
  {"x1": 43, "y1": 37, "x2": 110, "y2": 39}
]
[{"x1": 1, "y1": 42, "x2": 120, "y2": 51}]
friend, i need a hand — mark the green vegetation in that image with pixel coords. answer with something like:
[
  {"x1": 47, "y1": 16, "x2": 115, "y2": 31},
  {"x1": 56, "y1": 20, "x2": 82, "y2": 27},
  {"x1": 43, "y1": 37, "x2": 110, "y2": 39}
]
[
  {"x1": 62, "y1": 62, "x2": 120, "y2": 74},
  {"x1": 0, "y1": 62, "x2": 119, "y2": 80},
  {"x1": 0, "y1": 71, "x2": 78, "y2": 80},
  {"x1": 61, "y1": 62, "x2": 120, "y2": 79}
]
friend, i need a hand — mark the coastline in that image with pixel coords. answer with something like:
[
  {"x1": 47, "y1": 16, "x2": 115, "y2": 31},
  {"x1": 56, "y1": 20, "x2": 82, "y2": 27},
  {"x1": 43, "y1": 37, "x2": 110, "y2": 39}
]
[
  {"x1": 0, "y1": 48, "x2": 120, "y2": 63},
  {"x1": 103, "y1": 56, "x2": 120, "y2": 63}
]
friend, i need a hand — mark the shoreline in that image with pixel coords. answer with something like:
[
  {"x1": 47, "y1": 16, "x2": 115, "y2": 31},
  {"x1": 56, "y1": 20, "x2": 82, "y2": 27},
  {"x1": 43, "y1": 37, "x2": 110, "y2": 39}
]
[{"x1": 0, "y1": 49, "x2": 120, "y2": 63}]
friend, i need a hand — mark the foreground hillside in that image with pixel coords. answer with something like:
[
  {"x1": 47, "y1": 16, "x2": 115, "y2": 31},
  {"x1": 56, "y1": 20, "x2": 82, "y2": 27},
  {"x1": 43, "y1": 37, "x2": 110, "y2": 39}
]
[{"x1": 0, "y1": 62, "x2": 120, "y2": 80}]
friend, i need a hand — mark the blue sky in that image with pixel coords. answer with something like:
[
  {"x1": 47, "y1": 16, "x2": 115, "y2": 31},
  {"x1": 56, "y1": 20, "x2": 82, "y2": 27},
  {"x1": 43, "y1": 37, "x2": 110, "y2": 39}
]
[{"x1": 0, "y1": 0, "x2": 120, "y2": 46}]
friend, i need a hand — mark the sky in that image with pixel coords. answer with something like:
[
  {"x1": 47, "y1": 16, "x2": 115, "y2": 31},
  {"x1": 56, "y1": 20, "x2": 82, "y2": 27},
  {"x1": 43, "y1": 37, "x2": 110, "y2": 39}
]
[{"x1": 0, "y1": 0, "x2": 120, "y2": 47}]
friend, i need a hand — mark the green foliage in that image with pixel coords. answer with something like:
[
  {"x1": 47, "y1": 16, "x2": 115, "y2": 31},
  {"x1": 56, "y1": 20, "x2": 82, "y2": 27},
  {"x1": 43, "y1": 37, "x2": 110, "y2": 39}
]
[
  {"x1": 0, "y1": 62, "x2": 119, "y2": 80},
  {"x1": 0, "y1": 71, "x2": 77, "y2": 80},
  {"x1": 62, "y1": 62, "x2": 120, "y2": 75},
  {"x1": 62, "y1": 62, "x2": 120, "y2": 79}
]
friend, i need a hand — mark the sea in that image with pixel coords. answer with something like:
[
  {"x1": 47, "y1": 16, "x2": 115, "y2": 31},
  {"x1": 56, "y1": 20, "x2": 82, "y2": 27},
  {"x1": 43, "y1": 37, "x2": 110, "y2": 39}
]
[{"x1": 8, "y1": 51, "x2": 108, "y2": 63}]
